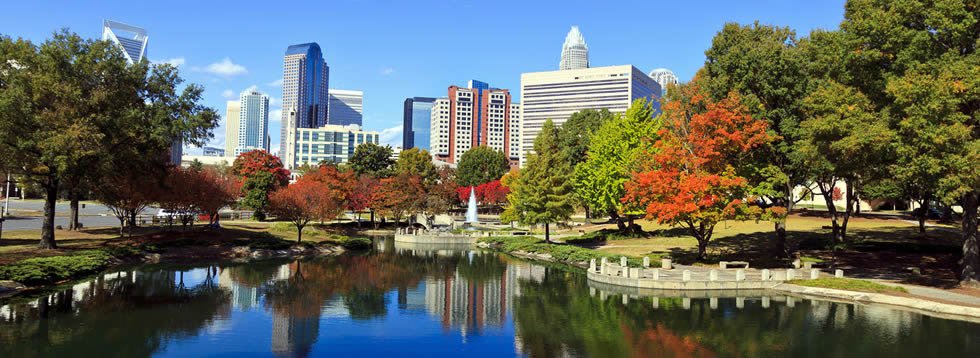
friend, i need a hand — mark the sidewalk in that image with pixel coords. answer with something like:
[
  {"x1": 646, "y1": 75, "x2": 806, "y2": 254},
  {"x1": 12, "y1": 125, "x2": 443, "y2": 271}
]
[{"x1": 872, "y1": 280, "x2": 980, "y2": 307}]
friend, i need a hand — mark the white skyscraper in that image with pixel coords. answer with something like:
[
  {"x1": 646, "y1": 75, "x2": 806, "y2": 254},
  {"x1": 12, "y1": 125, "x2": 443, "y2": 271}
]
[
  {"x1": 519, "y1": 65, "x2": 661, "y2": 166},
  {"x1": 648, "y1": 68, "x2": 680, "y2": 94},
  {"x1": 238, "y1": 89, "x2": 271, "y2": 154},
  {"x1": 559, "y1": 26, "x2": 589, "y2": 70},
  {"x1": 327, "y1": 89, "x2": 363, "y2": 126},
  {"x1": 102, "y1": 20, "x2": 148, "y2": 64}
]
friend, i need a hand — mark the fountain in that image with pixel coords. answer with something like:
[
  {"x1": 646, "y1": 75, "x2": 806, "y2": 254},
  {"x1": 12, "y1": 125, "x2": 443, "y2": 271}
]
[{"x1": 465, "y1": 187, "x2": 479, "y2": 223}]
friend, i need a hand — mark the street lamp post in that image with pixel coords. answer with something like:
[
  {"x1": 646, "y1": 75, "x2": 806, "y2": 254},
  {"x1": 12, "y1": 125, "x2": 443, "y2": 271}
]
[{"x1": 3, "y1": 174, "x2": 9, "y2": 216}]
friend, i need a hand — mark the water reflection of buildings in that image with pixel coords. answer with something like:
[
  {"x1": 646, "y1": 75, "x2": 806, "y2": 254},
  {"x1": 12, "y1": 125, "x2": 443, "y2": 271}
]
[{"x1": 218, "y1": 268, "x2": 260, "y2": 311}]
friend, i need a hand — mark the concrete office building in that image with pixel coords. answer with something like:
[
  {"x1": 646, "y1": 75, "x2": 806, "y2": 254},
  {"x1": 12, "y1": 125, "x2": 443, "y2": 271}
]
[
  {"x1": 559, "y1": 26, "x2": 589, "y2": 70},
  {"x1": 648, "y1": 68, "x2": 680, "y2": 94},
  {"x1": 519, "y1": 65, "x2": 660, "y2": 166},
  {"x1": 224, "y1": 101, "x2": 240, "y2": 157},
  {"x1": 279, "y1": 43, "x2": 330, "y2": 155},
  {"x1": 202, "y1": 147, "x2": 225, "y2": 157},
  {"x1": 429, "y1": 81, "x2": 520, "y2": 167},
  {"x1": 327, "y1": 89, "x2": 363, "y2": 126},
  {"x1": 282, "y1": 108, "x2": 380, "y2": 170},
  {"x1": 402, "y1": 97, "x2": 437, "y2": 150}
]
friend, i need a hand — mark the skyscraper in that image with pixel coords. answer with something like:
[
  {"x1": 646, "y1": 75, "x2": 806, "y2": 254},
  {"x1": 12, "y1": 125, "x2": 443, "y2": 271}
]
[
  {"x1": 280, "y1": 43, "x2": 329, "y2": 155},
  {"x1": 403, "y1": 97, "x2": 436, "y2": 150},
  {"x1": 648, "y1": 68, "x2": 680, "y2": 94},
  {"x1": 103, "y1": 19, "x2": 183, "y2": 165},
  {"x1": 282, "y1": 108, "x2": 380, "y2": 170},
  {"x1": 224, "y1": 101, "x2": 240, "y2": 156},
  {"x1": 236, "y1": 88, "x2": 271, "y2": 155},
  {"x1": 519, "y1": 65, "x2": 661, "y2": 166},
  {"x1": 102, "y1": 20, "x2": 148, "y2": 64},
  {"x1": 429, "y1": 82, "x2": 520, "y2": 167},
  {"x1": 559, "y1": 26, "x2": 589, "y2": 70},
  {"x1": 327, "y1": 89, "x2": 363, "y2": 126}
]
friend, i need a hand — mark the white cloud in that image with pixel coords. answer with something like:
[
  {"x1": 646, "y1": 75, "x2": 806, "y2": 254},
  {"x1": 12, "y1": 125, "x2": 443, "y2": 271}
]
[
  {"x1": 153, "y1": 57, "x2": 186, "y2": 67},
  {"x1": 267, "y1": 79, "x2": 283, "y2": 87},
  {"x1": 221, "y1": 89, "x2": 234, "y2": 99},
  {"x1": 380, "y1": 67, "x2": 395, "y2": 75},
  {"x1": 269, "y1": 109, "x2": 283, "y2": 122},
  {"x1": 269, "y1": 96, "x2": 279, "y2": 106},
  {"x1": 201, "y1": 57, "x2": 247, "y2": 77},
  {"x1": 378, "y1": 125, "x2": 402, "y2": 146}
]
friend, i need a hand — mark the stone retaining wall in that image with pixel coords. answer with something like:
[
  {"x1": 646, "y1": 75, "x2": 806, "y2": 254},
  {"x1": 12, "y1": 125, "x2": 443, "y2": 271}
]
[{"x1": 393, "y1": 233, "x2": 478, "y2": 244}]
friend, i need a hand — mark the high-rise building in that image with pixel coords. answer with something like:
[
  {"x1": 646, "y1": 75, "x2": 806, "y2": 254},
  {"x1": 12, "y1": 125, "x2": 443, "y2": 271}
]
[
  {"x1": 519, "y1": 65, "x2": 661, "y2": 166},
  {"x1": 280, "y1": 43, "x2": 329, "y2": 155},
  {"x1": 402, "y1": 97, "x2": 437, "y2": 150},
  {"x1": 224, "y1": 101, "x2": 240, "y2": 157},
  {"x1": 103, "y1": 19, "x2": 183, "y2": 165},
  {"x1": 202, "y1": 147, "x2": 225, "y2": 157},
  {"x1": 428, "y1": 81, "x2": 520, "y2": 167},
  {"x1": 102, "y1": 20, "x2": 148, "y2": 64},
  {"x1": 327, "y1": 89, "x2": 363, "y2": 126},
  {"x1": 559, "y1": 26, "x2": 589, "y2": 70},
  {"x1": 283, "y1": 108, "x2": 380, "y2": 170},
  {"x1": 648, "y1": 68, "x2": 680, "y2": 94},
  {"x1": 236, "y1": 88, "x2": 270, "y2": 155}
]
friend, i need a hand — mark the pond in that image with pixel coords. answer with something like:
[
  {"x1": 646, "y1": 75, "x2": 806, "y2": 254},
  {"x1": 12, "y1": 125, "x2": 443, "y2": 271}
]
[{"x1": 1, "y1": 238, "x2": 978, "y2": 357}]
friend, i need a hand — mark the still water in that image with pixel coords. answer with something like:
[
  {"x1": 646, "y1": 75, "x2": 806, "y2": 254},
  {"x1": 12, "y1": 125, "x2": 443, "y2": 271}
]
[{"x1": 1, "y1": 238, "x2": 978, "y2": 357}]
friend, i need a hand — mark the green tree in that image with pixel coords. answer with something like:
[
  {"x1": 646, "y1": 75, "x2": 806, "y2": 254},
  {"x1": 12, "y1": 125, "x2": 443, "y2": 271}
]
[
  {"x1": 503, "y1": 119, "x2": 575, "y2": 243},
  {"x1": 574, "y1": 98, "x2": 660, "y2": 231},
  {"x1": 702, "y1": 21, "x2": 811, "y2": 256},
  {"x1": 395, "y1": 148, "x2": 437, "y2": 184},
  {"x1": 558, "y1": 108, "x2": 613, "y2": 167},
  {"x1": 240, "y1": 171, "x2": 277, "y2": 221},
  {"x1": 0, "y1": 31, "x2": 217, "y2": 248},
  {"x1": 456, "y1": 145, "x2": 509, "y2": 187},
  {"x1": 839, "y1": 0, "x2": 979, "y2": 284},
  {"x1": 796, "y1": 81, "x2": 895, "y2": 244},
  {"x1": 348, "y1": 142, "x2": 394, "y2": 178}
]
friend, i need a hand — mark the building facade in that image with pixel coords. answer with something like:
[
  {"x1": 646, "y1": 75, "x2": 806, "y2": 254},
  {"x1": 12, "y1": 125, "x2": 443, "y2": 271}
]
[
  {"x1": 283, "y1": 108, "x2": 380, "y2": 170},
  {"x1": 648, "y1": 68, "x2": 680, "y2": 94},
  {"x1": 279, "y1": 43, "x2": 330, "y2": 155},
  {"x1": 224, "y1": 100, "x2": 240, "y2": 157},
  {"x1": 327, "y1": 89, "x2": 363, "y2": 126},
  {"x1": 428, "y1": 81, "x2": 520, "y2": 166},
  {"x1": 519, "y1": 65, "x2": 661, "y2": 166},
  {"x1": 236, "y1": 89, "x2": 270, "y2": 155},
  {"x1": 402, "y1": 97, "x2": 437, "y2": 150},
  {"x1": 559, "y1": 26, "x2": 589, "y2": 70},
  {"x1": 202, "y1": 147, "x2": 225, "y2": 157},
  {"x1": 102, "y1": 20, "x2": 148, "y2": 64}
]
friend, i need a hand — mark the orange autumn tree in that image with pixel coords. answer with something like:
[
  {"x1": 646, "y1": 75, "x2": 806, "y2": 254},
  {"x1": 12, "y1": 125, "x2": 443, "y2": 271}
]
[
  {"x1": 268, "y1": 179, "x2": 332, "y2": 242},
  {"x1": 624, "y1": 82, "x2": 777, "y2": 260},
  {"x1": 303, "y1": 164, "x2": 356, "y2": 223}
]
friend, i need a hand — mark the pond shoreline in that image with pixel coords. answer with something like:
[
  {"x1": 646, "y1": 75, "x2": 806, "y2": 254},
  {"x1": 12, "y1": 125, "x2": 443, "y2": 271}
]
[
  {"x1": 478, "y1": 240, "x2": 980, "y2": 321},
  {"x1": 0, "y1": 243, "x2": 348, "y2": 301}
]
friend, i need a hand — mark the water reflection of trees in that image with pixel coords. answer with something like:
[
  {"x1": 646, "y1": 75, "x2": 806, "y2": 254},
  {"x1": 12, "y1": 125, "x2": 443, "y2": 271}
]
[{"x1": 0, "y1": 268, "x2": 230, "y2": 358}]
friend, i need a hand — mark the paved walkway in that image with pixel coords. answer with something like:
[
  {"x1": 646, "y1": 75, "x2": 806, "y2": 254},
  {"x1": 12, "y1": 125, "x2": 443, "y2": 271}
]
[{"x1": 871, "y1": 281, "x2": 980, "y2": 307}]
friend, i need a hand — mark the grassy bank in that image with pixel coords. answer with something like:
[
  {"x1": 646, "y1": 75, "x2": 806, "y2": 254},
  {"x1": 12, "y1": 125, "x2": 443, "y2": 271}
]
[
  {"x1": 479, "y1": 236, "x2": 659, "y2": 268},
  {"x1": 787, "y1": 277, "x2": 908, "y2": 294}
]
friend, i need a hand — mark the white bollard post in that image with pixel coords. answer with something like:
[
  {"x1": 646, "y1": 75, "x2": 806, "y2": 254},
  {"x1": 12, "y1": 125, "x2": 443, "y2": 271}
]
[
  {"x1": 786, "y1": 269, "x2": 796, "y2": 280},
  {"x1": 810, "y1": 269, "x2": 820, "y2": 279},
  {"x1": 709, "y1": 297, "x2": 718, "y2": 309},
  {"x1": 761, "y1": 269, "x2": 771, "y2": 281},
  {"x1": 787, "y1": 296, "x2": 796, "y2": 307},
  {"x1": 622, "y1": 295, "x2": 629, "y2": 305},
  {"x1": 589, "y1": 259, "x2": 597, "y2": 272},
  {"x1": 622, "y1": 267, "x2": 630, "y2": 278},
  {"x1": 652, "y1": 297, "x2": 659, "y2": 309},
  {"x1": 682, "y1": 270, "x2": 691, "y2": 281},
  {"x1": 682, "y1": 297, "x2": 691, "y2": 310},
  {"x1": 762, "y1": 296, "x2": 771, "y2": 308},
  {"x1": 662, "y1": 257, "x2": 672, "y2": 270},
  {"x1": 736, "y1": 297, "x2": 745, "y2": 309},
  {"x1": 709, "y1": 270, "x2": 718, "y2": 281},
  {"x1": 735, "y1": 269, "x2": 745, "y2": 281},
  {"x1": 652, "y1": 268, "x2": 660, "y2": 280},
  {"x1": 620, "y1": 257, "x2": 628, "y2": 268},
  {"x1": 835, "y1": 269, "x2": 844, "y2": 278},
  {"x1": 643, "y1": 257, "x2": 650, "y2": 268}
]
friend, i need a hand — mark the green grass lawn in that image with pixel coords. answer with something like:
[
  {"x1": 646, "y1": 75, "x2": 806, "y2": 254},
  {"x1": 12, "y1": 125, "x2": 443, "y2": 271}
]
[{"x1": 787, "y1": 277, "x2": 908, "y2": 294}]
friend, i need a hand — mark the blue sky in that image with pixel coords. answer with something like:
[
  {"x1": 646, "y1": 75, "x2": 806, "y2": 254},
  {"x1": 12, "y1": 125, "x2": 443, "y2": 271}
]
[{"x1": 1, "y1": 0, "x2": 846, "y2": 154}]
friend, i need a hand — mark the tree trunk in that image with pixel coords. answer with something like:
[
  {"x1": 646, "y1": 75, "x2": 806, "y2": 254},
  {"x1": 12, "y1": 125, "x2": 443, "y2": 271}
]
[
  {"x1": 917, "y1": 199, "x2": 928, "y2": 234},
  {"x1": 819, "y1": 181, "x2": 843, "y2": 244},
  {"x1": 38, "y1": 179, "x2": 58, "y2": 249},
  {"x1": 118, "y1": 217, "x2": 125, "y2": 236},
  {"x1": 68, "y1": 184, "x2": 79, "y2": 231},
  {"x1": 961, "y1": 191, "x2": 978, "y2": 286},
  {"x1": 544, "y1": 223, "x2": 551, "y2": 244},
  {"x1": 297, "y1": 224, "x2": 304, "y2": 243},
  {"x1": 610, "y1": 210, "x2": 627, "y2": 232},
  {"x1": 772, "y1": 182, "x2": 793, "y2": 257}
]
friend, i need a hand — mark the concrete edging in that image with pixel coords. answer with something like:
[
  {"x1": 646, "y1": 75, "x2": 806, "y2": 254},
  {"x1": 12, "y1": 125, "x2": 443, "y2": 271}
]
[
  {"x1": 773, "y1": 283, "x2": 980, "y2": 319},
  {"x1": 393, "y1": 234, "x2": 478, "y2": 244},
  {"x1": 586, "y1": 269, "x2": 781, "y2": 290}
]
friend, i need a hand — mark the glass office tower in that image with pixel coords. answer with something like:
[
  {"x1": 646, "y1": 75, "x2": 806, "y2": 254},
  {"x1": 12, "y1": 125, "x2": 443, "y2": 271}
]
[
  {"x1": 280, "y1": 43, "x2": 329, "y2": 155},
  {"x1": 402, "y1": 97, "x2": 436, "y2": 150}
]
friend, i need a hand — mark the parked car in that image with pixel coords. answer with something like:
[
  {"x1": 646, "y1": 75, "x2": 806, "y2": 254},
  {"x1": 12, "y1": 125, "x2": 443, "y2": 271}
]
[
  {"x1": 911, "y1": 207, "x2": 941, "y2": 220},
  {"x1": 156, "y1": 209, "x2": 194, "y2": 219}
]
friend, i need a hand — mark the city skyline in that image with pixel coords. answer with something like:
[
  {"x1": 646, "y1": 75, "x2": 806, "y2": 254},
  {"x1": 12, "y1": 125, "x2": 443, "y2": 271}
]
[{"x1": 1, "y1": 0, "x2": 848, "y2": 155}]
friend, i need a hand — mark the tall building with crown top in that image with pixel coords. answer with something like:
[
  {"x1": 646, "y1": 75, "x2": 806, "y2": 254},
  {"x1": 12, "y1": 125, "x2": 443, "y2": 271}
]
[
  {"x1": 559, "y1": 26, "x2": 589, "y2": 70},
  {"x1": 279, "y1": 43, "x2": 329, "y2": 155}
]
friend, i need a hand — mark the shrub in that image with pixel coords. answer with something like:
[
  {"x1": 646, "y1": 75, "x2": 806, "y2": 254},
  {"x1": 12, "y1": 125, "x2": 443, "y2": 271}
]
[
  {"x1": 478, "y1": 236, "x2": 656, "y2": 268},
  {"x1": 247, "y1": 233, "x2": 292, "y2": 250},
  {"x1": 0, "y1": 250, "x2": 114, "y2": 286}
]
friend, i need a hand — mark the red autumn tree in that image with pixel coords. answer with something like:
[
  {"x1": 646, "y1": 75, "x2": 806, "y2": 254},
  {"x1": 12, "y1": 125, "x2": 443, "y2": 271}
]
[
  {"x1": 268, "y1": 179, "x2": 333, "y2": 242},
  {"x1": 195, "y1": 169, "x2": 240, "y2": 227},
  {"x1": 348, "y1": 174, "x2": 377, "y2": 227},
  {"x1": 457, "y1": 180, "x2": 510, "y2": 206},
  {"x1": 232, "y1": 149, "x2": 291, "y2": 187},
  {"x1": 303, "y1": 164, "x2": 357, "y2": 223},
  {"x1": 374, "y1": 173, "x2": 424, "y2": 227},
  {"x1": 96, "y1": 173, "x2": 161, "y2": 236},
  {"x1": 624, "y1": 83, "x2": 775, "y2": 260}
]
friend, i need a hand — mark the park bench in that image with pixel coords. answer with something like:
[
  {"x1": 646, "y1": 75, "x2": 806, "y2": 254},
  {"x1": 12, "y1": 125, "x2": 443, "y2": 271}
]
[{"x1": 719, "y1": 261, "x2": 749, "y2": 269}]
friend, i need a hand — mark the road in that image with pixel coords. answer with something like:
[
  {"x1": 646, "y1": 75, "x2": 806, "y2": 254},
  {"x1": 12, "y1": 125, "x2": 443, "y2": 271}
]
[{"x1": 1, "y1": 200, "x2": 158, "y2": 231}]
